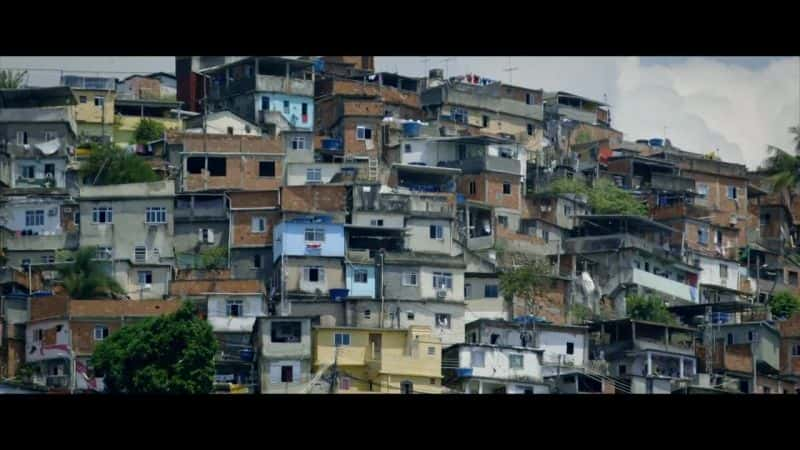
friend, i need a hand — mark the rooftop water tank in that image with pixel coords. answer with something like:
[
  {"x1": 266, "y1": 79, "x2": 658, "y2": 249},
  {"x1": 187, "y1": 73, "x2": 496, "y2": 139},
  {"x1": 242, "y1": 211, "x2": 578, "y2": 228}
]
[
  {"x1": 403, "y1": 121, "x2": 421, "y2": 137},
  {"x1": 330, "y1": 289, "x2": 349, "y2": 302},
  {"x1": 649, "y1": 138, "x2": 665, "y2": 147},
  {"x1": 321, "y1": 138, "x2": 342, "y2": 151}
]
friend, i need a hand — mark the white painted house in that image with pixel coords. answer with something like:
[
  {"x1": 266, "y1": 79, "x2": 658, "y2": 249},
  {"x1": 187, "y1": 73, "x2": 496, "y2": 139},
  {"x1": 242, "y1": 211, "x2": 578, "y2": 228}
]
[
  {"x1": 443, "y1": 343, "x2": 549, "y2": 394},
  {"x1": 184, "y1": 111, "x2": 262, "y2": 136}
]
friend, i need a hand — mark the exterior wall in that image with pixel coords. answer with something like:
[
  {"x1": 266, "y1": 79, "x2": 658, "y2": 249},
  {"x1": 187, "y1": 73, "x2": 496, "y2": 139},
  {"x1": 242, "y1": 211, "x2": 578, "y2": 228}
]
[
  {"x1": 405, "y1": 218, "x2": 457, "y2": 255},
  {"x1": 340, "y1": 117, "x2": 382, "y2": 158},
  {"x1": 280, "y1": 185, "x2": 347, "y2": 213},
  {"x1": 2, "y1": 198, "x2": 66, "y2": 234},
  {"x1": 463, "y1": 277, "x2": 508, "y2": 323},
  {"x1": 719, "y1": 325, "x2": 780, "y2": 370},
  {"x1": 347, "y1": 299, "x2": 466, "y2": 345},
  {"x1": 538, "y1": 329, "x2": 588, "y2": 374},
  {"x1": 114, "y1": 115, "x2": 183, "y2": 146},
  {"x1": 273, "y1": 221, "x2": 345, "y2": 261},
  {"x1": 679, "y1": 219, "x2": 741, "y2": 256},
  {"x1": 345, "y1": 264, "x2": 376, "y2": 298},
  {"x1": 231, "y1": 247, "x2": 273, "y2": 281},
  {"x1": 119, "y1": 77, "x2": 161, "y2": 99},
  {"x1": 207, "y1": 293, "x2": 265, "y2": 333},
  {"x1": 351, "y1": 211, "x2": 405, "y2": 228},
  {"x1": 285, "y1": 163, "x2": 342, "y2": 186},
  {"x1": 173, "y1": 221, "x2": 229, "y2": 268},
  {"x1": 685, "y1": 171, "x2": 748, "y2": 243},
  {"x1": 184, "y1": 114, "x2": 261, "y2": 136},
  {"x1": 111, "y1": 261, "x2": 172, "y2": 300},
  {"x1": 254, "y1": 92, "x2": 314, "y2": 131},
  {"x1": 692, "y1": 253, "x2": 741, "y2": 291},
  {"x1": 284, "y1": 257, "x2": 345, "y2": 294},
  {"x1": 183, "y1": 153, "x2": 283, "y2": 192},
  {"x1": 73, "y1": 90, "x2": 116, "y2": 125},
  {"x1": 457, "y1": 345, "x2": 543, "y2": 382},
  {"x1": 232, "y1": 210, "x2": 279, "y2": 247},
  {"x1": 10, "y1": 157, "x2": 67, "y2": 189}
]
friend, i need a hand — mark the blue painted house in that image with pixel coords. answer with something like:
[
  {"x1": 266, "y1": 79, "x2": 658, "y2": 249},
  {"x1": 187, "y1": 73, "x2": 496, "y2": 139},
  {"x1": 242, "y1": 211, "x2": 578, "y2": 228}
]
[
  {"x1": 255, "y1": 93, "x2": 314, "y2": 132},
  {"x1": 273, "y1": 216, "x2": 345, "y2": 261},
  {"x1": 345, "y1": 264, "x2": 376, "y2": 299}
]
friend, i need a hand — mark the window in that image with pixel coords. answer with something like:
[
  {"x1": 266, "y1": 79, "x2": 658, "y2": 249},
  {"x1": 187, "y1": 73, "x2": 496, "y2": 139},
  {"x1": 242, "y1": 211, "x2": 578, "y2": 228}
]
[
  {"x1": 126, "y1": 242, "x2": 145, "y2": 262},
  {"x1": 306, "y1": 168, "x2": 322, "y2": 183},
  {"x1": 720, "y1": 264, "x2": 729, "y2": 280},
  {"x1": 471, "y1": 350, "x2": 485, "y2": 368},
  {"x1": 697, "y1": 183, "x2": 709, "y2": 199},
  {"x1": 497, "y1": 216, "x2": 508, "y2": 228},
  {"x1": 429, "y1": 224, "x2": 443, "y2": 240},
  {"x1": 94, "y1": 96, "x2": 105, "y2": 107},
  {"x1": 527, "y1": 123, "x2": 534, "y2": 136},
  {"x1": 791, "y1": 344, "x2": 800, "y2": 357},
  {"x1": 402, "y1": 271, "x2": 418, "y2": 286},
  {"x1": 356, "y1": 126, "x2": 373, "y2": 141},
  {"x1": 226, "y1": 300, "x2": 243, "y2": 317},
  {"x1": 25, "y1": 210, "x2": 45, "y2": 227},
  {"x1": 698, "y1": 227, "x2": 709, "y2": 246},
  {"x1": 542, "y1": 230, "x2": 550, "y2": 242},
  {"x1": 363, "y1": 309, "x2": 371, "y2": 319},
  {"x1": 369, "y1": 219, "x2": 384, "y2": 227},
  {"x1": 16, "y1": 131, "x2": 28, "y2": 145},
  {"x1": 137, "y1": 271, "x2": 152, "y2": 285},
  {"x1": 457, "y1": 143, "x2": 467, "y2": 159},
  {"x1": 281, "y1": 366, "x2": 294, "y2": 383},
  {"x1": 760, "y1": 214, "x2": 770, "y2": 227},
  {"x1": 464, "y1": 283, "x2": 471, "y2": 298},
  {"x1": 283, "y1": 100, "x2": 290, "y2": 114},
  {"x1": 490, "y1": 334, "x2": 500, "y2": 344},
  {"x1": 484, "y1": 284, "x2": 499, "y2": 298},
  {"x1": 21, "y1": 165, "x2": 35, "y2": 178},
  {"x1": 304, "y1": 266, "x2": 325, "y2": 283},
  {"x1": 44, "y1": 163, "x2": 55, "y2": 177},
  {"x1": 482, "y1": 115, "x2": 489, "y2": 127},
  {"x1": 259, "y1": 161, "x2": 275, "y2": 177},
  {"x1": 727, "y1": 185, "x2": 737, "y2": 199},
  {"x1": 271, "y1": 321, "x2": 302, "y2": 343},
  {"x1": 619, "y1": 365, "x2": 627, "y2": 375},
  {"x1": 407, "y1": 312, "x2": 415, "y2": 320},
  {"x1": 564, "y1": 204, "x2": 573, "y2": 216},
  {"x1": 252, "y1": 216, "x2": 266, "y2": 233},
  {"x1": 433, "y1": 273, "x2": 453, "y2": 290},
  {"x1": 92, "y1": 207, "x2": 112, "y2": 224},
  {"x1": 145, "y1": 207, "x2": 167, "y2": 224},
  {"x1": 452, "y1": 107, "x2": 468, "y2": 124},
  {"x1": 79, "y1": 96, "x2": 88, "y2": 104},
  {"x1": 207, "y1": 157, "x2": 226, "y2": 176},
  {"x1": 261, "y1": 96, "x2": 270, "y2": 110},
  {"x1": 304, "y1": 228, "x2": 325, "y2": 242},
  {"x1": 21, "y1": 259, "x2": 31, "y2": 267},
  {"x1": 404, "y1": 143, "x2": 412, "y2": 153},
  {"x1": 44, "y1": 131, "x2": 57, "y2": 141},
  {"x1": 428, "y1": 347, "x2": 436, "y2": 357},
  {"x1": 435, "y1": 313, "x2": 451, "y2": 329},
  {"x1": 226, "y1": 126, "x2": 234, "y2": 135},
  {"x1": 509, "y1": 354, "x2": 524, "y2": 369},
  {"x1": 94, "y1": 326, "x2": 109, "y2": 341},
  {"x1": 525, "y1": 92, "x2": 534, "y2": 105},
  {"x1": 748, "y1": 331, "x2": 754, "y2": 342},
  {"x1": 253, "y1": 254, "x2": 262, "y2": 269},
  {"x1": 400, "y1": 381, "x2": 413, "y2": 394},
  {"x1": 354, "y1": 269, "x2": 368, "y2": 284},
  {"x1": 789, "y1": 271, "x2": 799, "y2": 286},
  {"x1": 291, "y1": 136, "x2": 306, "y2": 150},
  {"x1": 566, "y1": 342, "x2": 575, "y2": 355},
  {"x1": 468, "y1": 181, "x2": 476, "y2": 195},
  {"x1": 301, "y1": 103, "x2": 308, "y2": 122},
  {"x1": 645, "y1": 262, "x2": 650, "y2": 272},
  {"x1": 186, "y1": 157, "x2": 204, "y2": 174},
  {"x1": 502, "y1": 182, "x2": 512, "y2": 195},
  {"x1": 334, "y1": 333, "x2": 351, "y2": 347},
  {"x1": 200, "y1": 228, "x2": 215, "y2": 244},
  {"x1": 96, "y1": 247, "x2": 112, "y2": 260},
  {"x1": 41, "y1": 255, "x2": 55, "y2": 264}
]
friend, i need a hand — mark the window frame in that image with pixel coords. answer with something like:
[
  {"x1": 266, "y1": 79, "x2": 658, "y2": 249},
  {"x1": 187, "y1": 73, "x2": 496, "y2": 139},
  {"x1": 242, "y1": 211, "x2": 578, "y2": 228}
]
[
  {"x1": 251, "y1": 216, "x2": 267, "y2": 233},
  {"x1": 306, "y1": 167, "x2": 322, "y2": 183},
  {"x1": 259, "y1": 160, "x2": 276, "y2": 177},
  {"x1": 94, "y1": 96, "x2": 105, "y2": 107},
  {"x1": 353, "y1": 268, "x2": 369, "y2": 284},
  {"x1": 435, "y1": 313, "x2": 452, "y2": 329},
  {"x1": 509, "y1": 354, "x2": 524, "y2": 369},
  {"x1": 25, "y1": 210, "x2": 45, "y2": 227},
  {"x1": 304, "y1": 228, "x2": 325, "y2": 243},
  {"x1": 471, "y1": 350, "x2": 485, "y2": 368},
  {"x1": 226, "y1": 299, "x2": 244, "y2": 317},
  {"x1": 432, "y1": 272, "x2": 453, "y2": 290},
  {"x1": 137, "y1": 270, "x2": 153, "y2": 285},
  {"x1": 484, "y1": 284, "x2": 499, "y2": 298},
  {"x1": 502, "y1": 182, "x2": 512, "y2": 195},
  {"x1": 429, "y1": 224, "x2": 444, "y2": 240},
  {"x1": 334, "y1": 333, "x2": 351, "y2": 347},
  {"x1": 134, "y1": 246, "x2": 147, "y2": 263},
  {"x1": 402, "y1": 271, "x2": 418, "y2": 287},
  {"x1": 92, "y1": 207, "x2": 113, "y2": 224},
  {"x1": 93, "y1": 325, "x2": 109, "y2": 341},
  {"x1": 21, "y1": 165, "x2": 35, "y2": 179},
  {"x1": 356, "y1": 125, "x2": 373, "y2": 141},
  {"x1": 145, "y1": 207, "x2": 167, "y2": 224}
]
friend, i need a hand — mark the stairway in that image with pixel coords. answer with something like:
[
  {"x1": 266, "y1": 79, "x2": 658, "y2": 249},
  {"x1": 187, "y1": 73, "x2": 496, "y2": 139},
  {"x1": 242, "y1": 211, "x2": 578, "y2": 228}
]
[{"x1": 368, "y1": 158, "x2": 378, "y2": 181}]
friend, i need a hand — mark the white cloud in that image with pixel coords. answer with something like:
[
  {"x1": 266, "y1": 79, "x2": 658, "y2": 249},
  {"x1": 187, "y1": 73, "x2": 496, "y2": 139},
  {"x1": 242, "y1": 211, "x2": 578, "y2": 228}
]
[{"x1": 379, "y1": 56, "x2": 800, "y2": 169}]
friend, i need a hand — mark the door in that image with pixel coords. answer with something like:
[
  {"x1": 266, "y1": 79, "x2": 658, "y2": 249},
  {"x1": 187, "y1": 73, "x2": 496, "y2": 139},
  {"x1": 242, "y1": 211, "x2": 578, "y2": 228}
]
[
  {"x1": 369, "y1": 333, "x2": 382, "y2": 360},
  {"x1": 281, "y1": 365, "x2": 294, "y2": 383}
]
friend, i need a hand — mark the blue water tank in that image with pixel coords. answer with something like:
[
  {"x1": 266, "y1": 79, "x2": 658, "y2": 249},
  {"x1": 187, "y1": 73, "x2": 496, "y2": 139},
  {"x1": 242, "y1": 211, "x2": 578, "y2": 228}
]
[
  {"x1": 649, "y1": 138, "x2": 665, "y2": 147},
  {"x1": 403, "y1": 122, "x2": 422, "y2": 137},
  {"x1": 456, "y1": 368, "x2": 473, "y2": 378},
  {"x1": 321, "y1": 138, "x2": 342, "y2": 151},
  {"x1": 330, "y1": 289, "x2": 349, "y2": 302},
  {"x1": 313, "y1": 58, "x2": 325, "y2": 73},
  {"x1": 239, "y1": 349, "x2": 254, "y2": 362},
  {"x1": 711, "y1": 312, "x2": 730, "y2": 324},
  {"x1": 456, "y1": 194, "x2": 465, "y2": 205}
]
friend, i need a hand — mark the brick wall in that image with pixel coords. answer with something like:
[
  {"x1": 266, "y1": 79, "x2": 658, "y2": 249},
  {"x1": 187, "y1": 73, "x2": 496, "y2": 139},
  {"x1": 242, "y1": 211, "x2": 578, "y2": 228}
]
[
  {"x1": 178, "y1": 134, "x2": 284, "y2": 154},
  {"x1": 457, "y1": 174, "x2": 485, "y2": 203},
  {"x1": 170, "y1": 279, "x2": 263, "y2": 296},
  {"x1": 281, "y1": 185, "x2": 347, "y2": 213},
  {"x1": 30, "y1": 295, "x2": 69, "y2": 322},
  {"x1": 71, "y1": 321, "x2": 122, "y2": 355},
  {"x1": 175, "y1": 268, "x2": 232, "y2": 280},
  {"x1": 232, "y1": 210, "x2": 279, "y2": 247},
  {"x1": 722, "y1": 343, "x2": 753, "y2": 373},
  {"x1": 685, "y1": 171, "x2": 748, "y2": 242},
  {"x1": 126, "y1": 77, "x2": 161, "y2": 99},
  {"x1": 510, "y1": 280, "x2": 567, "y2": 325},
  {"x1": 341, "y1": 118, "x2": 381, "y2": 158},
  {"x1": 229, "y1": 190, "x2": 280, "y2": 208},
  {"x1": 485, "y1": 173, "x2": 521, "y2": 210},
  {"x1": 69, "y1": 299, "x2": 182, "y2": 317},
  {"x1": 568, "y1": 123, "x2": 623, "y2": 148},
  {"x1": 501, "y1": 86, "x2": 543, "y2": 105},
  {"x1": 185, "y1": 154, "x2": 282, "y2": 192},
  {"x1": 342, "y1": 99, "x2": 384, "y2": 117}
]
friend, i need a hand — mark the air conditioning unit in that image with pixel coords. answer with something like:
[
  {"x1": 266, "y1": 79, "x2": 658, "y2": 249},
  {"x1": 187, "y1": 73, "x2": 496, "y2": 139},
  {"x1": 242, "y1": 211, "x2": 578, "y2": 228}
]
[
  {"x1": 729, "y1": 215, "x2": 738, "y2": 225},
  {"x1": 436, "y1": 290, "x2": 447, "y2": 299},
  {"x1": 143, "y1": 283, "x2": 152, "y2": 290}
]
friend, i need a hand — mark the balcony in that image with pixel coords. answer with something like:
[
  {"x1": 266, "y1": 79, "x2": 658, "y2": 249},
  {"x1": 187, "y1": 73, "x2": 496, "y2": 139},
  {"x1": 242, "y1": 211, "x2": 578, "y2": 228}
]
[
  {"x1": 369, "y1": 192, "x2": 456, "y2": 218},
  {"x1": 3, "y1": 230, "x2": 79, "y2": 251},
  {"x1": 649, "y1": 173, "x2": 695, "y2": 192},
  {"x1": 564, "y1": 233, "x2": 666, "y2": 256},
  {"x1": 174, "y1": 207, "x2": 227, "y2": 221},
  {"x1": 631, "y1": 268, "x2": 698, "y2": 304},
  {"x1": 555, "y1": 106, "x2": 597, "y2": 124},
  {"x1": 441, "y1": 156, "x2": 521, "y2": 175}
]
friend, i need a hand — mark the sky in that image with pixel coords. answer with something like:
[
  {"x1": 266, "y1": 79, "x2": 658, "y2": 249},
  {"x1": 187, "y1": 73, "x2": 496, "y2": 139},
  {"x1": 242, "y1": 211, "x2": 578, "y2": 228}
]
[{"x1": 1, "y1": 56, "x2": 798, "y2": 169}]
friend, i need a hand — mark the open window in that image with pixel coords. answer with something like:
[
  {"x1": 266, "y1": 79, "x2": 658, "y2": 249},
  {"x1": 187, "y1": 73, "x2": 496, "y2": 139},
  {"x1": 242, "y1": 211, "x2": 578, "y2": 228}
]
[
  {"x1": 207, "y1": 158, "x2": 226, "y2": 176},
  {"x1": 259, "y1": 161, "x2": 276, "y2": 177},
  {"x1": 271, "y1": 321, "x2": 302, "y2": 343}
]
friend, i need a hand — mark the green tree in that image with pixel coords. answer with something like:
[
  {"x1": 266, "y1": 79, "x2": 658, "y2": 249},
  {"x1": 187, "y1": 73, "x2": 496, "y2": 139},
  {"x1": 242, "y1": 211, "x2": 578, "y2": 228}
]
[
  {"x1": 499, "y1": 259, "x2": 553, "y2": 318},
  {"x1": 133, "y1": 118, "x2": 166, "y2": 144},
  {"x1": 58, "y1": 247, "x2": 124, "y2": 299},
  {"x1": 770, "y1": 291, "x2": 800, "y2": 319},
  {"x1": 625, "y1": 294, "x2": 677, "y2": 325},
  {"x1": 761, "y1": 145, "x2": 800, "y2": 192},
  {"x1": 0, "y1": 69, "x2": 27, "y2": 89},
  {"x1": 91, "y1": 302, "x2": 218, "y2": 394},
  {"x1": 199, "y1": 246, "x2": 228, "y2": 270},
  {"x1": 80, "y1": 143, "x2": 160, "y2": 185},
  {"x1": 546, "y1": 177, "x2": 647, "y2": 216}
]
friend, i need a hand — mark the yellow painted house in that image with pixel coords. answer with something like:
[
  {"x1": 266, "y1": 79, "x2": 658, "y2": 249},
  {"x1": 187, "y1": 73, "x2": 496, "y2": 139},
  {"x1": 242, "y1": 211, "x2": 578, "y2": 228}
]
[{"x1": 313, "y1": 325, "x2": 443, "y2": 394}]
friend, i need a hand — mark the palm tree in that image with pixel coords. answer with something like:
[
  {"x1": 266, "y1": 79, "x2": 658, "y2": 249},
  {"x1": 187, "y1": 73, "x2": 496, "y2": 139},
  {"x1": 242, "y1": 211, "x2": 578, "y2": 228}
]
[
  {"x1": 0, "y1": 69, "x2": 27, "y2": 89},
  {"x1": 760, "y1": 125, "x2": 800, "y2": 192},
  {"x1": 791, "y1": 124, "x2": 800, "y2": 155},
  {"x1": 58, "y1": 247, "x2": 125, "y2": 299}
]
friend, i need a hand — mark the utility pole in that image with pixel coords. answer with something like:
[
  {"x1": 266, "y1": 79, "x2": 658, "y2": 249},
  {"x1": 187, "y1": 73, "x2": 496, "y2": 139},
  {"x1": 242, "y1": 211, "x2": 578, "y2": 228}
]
[
  {"x1": 378, "y1": 250, "x2": 385, "y2": 328},
  {"x1": 751, "y1": 330, "x2": 759, "y2": 393},
  {"x1": 329, "y1": 345, "x2": 339, "y2": 394},
  {"x1": 503, "y1": 57, "x2": 519, "y2": 84},
  {"x1": 440, "y1": 58, "x2": 454, "y2": 78}
]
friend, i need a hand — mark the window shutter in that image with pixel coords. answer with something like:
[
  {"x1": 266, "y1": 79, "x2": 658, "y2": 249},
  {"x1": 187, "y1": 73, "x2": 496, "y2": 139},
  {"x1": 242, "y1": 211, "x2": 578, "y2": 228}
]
[
  {"x1": 208, "y1": 229, "x2": 215, "y2": 244},
  {"x1": 269, "y1": 364, "x2": 281, "y2": 384},
  {"x1": 198, "y1": 228, "x2": 204, "y2": 243},
  {"x1": 303, "y1": 267, "x2": 310, "y2": 282},
  {"x1": 319, "y1": 268, "x2": 326, "y2": 282}
]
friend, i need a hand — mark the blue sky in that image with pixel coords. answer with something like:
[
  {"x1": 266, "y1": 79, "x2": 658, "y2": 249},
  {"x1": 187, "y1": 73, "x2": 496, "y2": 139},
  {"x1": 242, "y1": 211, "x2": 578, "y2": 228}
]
[{"x1": 2, "y1": 56, "x2": 797, "y2": 168}]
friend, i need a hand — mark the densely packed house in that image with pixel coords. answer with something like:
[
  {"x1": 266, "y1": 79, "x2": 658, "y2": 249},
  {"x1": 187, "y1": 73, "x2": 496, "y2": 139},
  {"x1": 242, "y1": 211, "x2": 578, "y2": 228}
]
[{"x1": 0, "y1": 56, "x2": 798, "y2": 394}]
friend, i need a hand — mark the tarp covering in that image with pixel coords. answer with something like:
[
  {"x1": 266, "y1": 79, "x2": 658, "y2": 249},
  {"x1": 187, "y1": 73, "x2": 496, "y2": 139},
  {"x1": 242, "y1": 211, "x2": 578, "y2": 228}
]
[{"x1": 34, "y1": 138, "x2": 61, "y2": 156}]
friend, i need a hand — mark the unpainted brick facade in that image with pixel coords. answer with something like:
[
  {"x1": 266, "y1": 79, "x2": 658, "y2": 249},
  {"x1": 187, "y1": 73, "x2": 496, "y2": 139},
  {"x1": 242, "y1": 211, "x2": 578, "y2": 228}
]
[
  {"x1": 232, "y1": 210, "x2": 279, "y2": 247},
  {"x1": 281, "y1": 185, "x2": 347, "y2": 213},
  {"x1": 184, "y1": 154, "x2": 283, "y2": 192}
]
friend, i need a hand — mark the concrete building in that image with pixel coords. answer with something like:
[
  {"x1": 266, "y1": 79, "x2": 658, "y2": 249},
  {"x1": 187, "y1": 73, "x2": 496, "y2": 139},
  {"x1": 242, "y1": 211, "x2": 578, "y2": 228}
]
[
  {"x1": 443, "y1": 343, "x2": 549, "y2": 394},
  {"x1": 25, "y1": 295, "x2": 181, "y2": 392},
  {"x1": 184, "y1": 110, "x2": 261, "y2": 137},
  {"x1": 170, "y1": 278, "x2": 266, "y2": 392},
  {"x1": 79, "y1": 181, "x2": 175, "y2": 300},
  {"x1": 113, "y1": 98, "x2": 184, "y2": 148},
  {"x1": 229, "y1": 191, "x2": 280, "y2": 281},
  {"x1": 173, "y1": 193, "x2": 228, "y2": 270},
  {"x1": 312, "y1": 324, "x2": 443, "y2": 393},
  {"x1": 252, "y1": 315, "x2": 316, "y2": 393},
  {"x1": 61, "y1": 75, "x2": 117, "y2": 143}
]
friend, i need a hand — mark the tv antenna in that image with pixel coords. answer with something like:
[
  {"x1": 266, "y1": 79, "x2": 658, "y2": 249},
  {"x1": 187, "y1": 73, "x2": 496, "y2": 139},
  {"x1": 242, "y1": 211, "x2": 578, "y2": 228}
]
[{"x1": 503, "y1": 57, "x2": 519, "y2": 84}]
